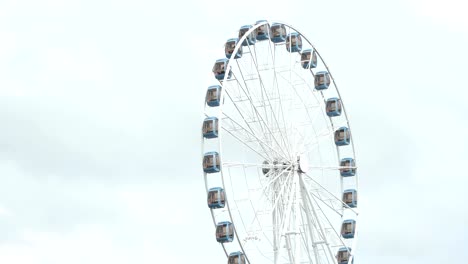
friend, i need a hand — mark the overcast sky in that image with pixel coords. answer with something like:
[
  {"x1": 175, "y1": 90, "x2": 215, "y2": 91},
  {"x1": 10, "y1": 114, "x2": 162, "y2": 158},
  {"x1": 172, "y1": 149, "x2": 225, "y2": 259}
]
[{"x1": 1, "y1": 0, "x2": 467, "y2": 263}]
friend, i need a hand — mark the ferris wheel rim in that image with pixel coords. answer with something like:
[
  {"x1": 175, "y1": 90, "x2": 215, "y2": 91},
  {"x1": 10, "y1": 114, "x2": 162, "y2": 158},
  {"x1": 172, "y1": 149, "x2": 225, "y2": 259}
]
[{"x1": 203, "y1": 20, "x2": 359, "y2": 264}]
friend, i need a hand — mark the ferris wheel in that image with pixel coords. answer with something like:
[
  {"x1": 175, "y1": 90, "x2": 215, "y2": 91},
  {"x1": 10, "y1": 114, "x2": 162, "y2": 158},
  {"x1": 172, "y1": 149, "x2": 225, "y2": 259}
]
[{"x1": 202, "y1": 20, "x2": 358, "y2": 264}]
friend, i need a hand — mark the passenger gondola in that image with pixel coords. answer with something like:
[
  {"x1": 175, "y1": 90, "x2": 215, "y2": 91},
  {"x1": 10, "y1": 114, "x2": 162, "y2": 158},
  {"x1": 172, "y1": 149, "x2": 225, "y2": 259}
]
[
  {"x1": 213, "y1": 58, "x2": 232, "y2": 81},
  {"x1": 216, "y1": 221, "x2": 234, "y2": 243},
  {"x1": 206, "y1": 85, "x2": 222, "y2": 107},
  {"x1": 334, "y1": 127, "x2": 351, "y2": 146},
  {"x1": 341, "y1": 219, "x2": 356, "y2": 239},
  {"x1": 343, "y1": 189, "x2": 357, "y2": 208},
  {"x1": 228, "y1": 251, "x2": 246, "y2": 264},
  {"x1": 225, "y1": 38, "x2": 243, "y2": 59},
  {"x1": 202, "y1": 117, "x2": 219, "y2": 139},
  {"x1": 286, "y1": 32, "x2": 302, "y2": 52},
  {"x1": 207, "y1": 187, "x2": 226, "y2": 209},
  {"x1": 340, "y1": 158, "x2": 356, "y2": 176},
  {"x1": 270, "y1": 23, "x2": 286, "y2": 43},
  {"x1": 314, "y1": 71, "x2": 331, "y2": 90},
  {"x1": 203, "y1": 151, "x2": 221, "y2": 173},
  {"x1": 255, "y1": 20, "x2": 270, "y2": 41},
  {"x1": 239, "y1": 25, "x2": 256, "y2": 46},
  {"x1": 337, "y1": 247, "x2": 352, "y2": 264},
  {"x1": 326, "y1": 97, "x2": 342, "y2": 117},
  {"x1": 301, "y1": 49, "x2": 317, "y2": 69}
]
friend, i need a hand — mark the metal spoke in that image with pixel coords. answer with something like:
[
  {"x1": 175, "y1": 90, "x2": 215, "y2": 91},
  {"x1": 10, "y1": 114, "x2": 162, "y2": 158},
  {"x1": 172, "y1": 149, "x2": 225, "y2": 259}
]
[
  {"x1": 222, "y1": 126, "x2": 271, "y2": 161},
  {"x1": 303, "y1": 172, "x2": 359, "y2": 216},
  {"x1": 248, "y1": 43, "x2": 292, "y2": 159},
  {"x1": 299, "y1": 174, "x2": 338, "y2": 264},
  {"x1": 222, "y1": 101, "x2": 290, "y2": 161},
  {"x1": 223, "y1": 86, "x2": 284, "y2": 161}
]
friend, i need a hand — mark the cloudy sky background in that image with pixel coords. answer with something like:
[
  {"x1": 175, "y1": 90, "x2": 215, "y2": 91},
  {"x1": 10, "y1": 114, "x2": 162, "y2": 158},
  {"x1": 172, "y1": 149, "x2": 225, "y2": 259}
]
[{"x1": 0, "y1": 0, "x2": 467, "y2": 263}]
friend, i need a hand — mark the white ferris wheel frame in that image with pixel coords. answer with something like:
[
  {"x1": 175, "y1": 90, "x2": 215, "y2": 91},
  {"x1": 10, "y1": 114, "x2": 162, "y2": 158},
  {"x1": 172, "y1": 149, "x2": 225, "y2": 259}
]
[{"x1": 202, "y1": 20, "x2": 359, "y2": 264}]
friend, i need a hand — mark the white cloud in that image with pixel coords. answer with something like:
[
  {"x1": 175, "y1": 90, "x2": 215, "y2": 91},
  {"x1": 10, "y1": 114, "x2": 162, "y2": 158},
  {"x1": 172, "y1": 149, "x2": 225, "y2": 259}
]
[
  {"x1": 1, "y1": 0, "x2": 467, "y2": 263},
  {"x1": 406, "y1": 0, "x2": 468, "y2": 32},
  {"x1": 0, "y1": 205, "x2": 12, "y2": 217},
  {"x1": 35, "y1": 44, "x2": 112, "y2": 95}
]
